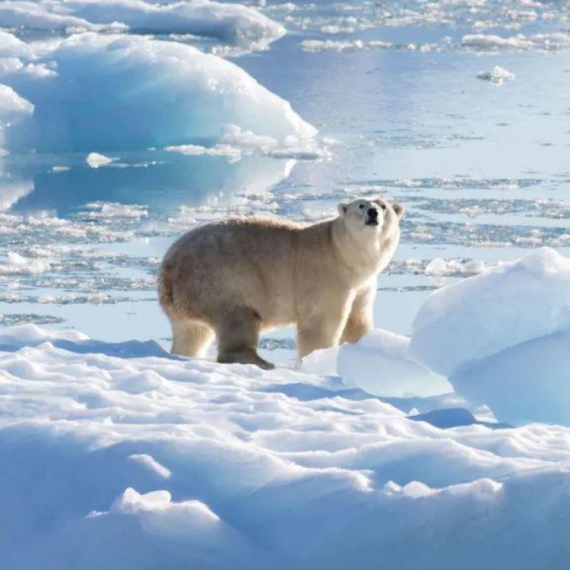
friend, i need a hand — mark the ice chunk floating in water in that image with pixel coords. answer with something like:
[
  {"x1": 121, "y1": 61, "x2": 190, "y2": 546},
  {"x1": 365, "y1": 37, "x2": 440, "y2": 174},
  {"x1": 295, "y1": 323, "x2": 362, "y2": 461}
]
[{"x1": 1, "y1": 33, "x2": 316, "y2": 152}]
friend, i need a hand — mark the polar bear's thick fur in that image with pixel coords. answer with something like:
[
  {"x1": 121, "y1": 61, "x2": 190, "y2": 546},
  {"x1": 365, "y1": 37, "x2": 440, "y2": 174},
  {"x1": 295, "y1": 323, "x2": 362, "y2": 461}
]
[{"x1": 159, "y1": 197, "x2": 403, "y2": 369}]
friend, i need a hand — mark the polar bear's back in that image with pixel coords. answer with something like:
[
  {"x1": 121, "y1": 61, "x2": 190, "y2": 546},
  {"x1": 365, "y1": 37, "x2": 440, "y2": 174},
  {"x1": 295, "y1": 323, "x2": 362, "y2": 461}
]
[{"x1": 159, "y1": 216, "x2": 303, "y2": 324}]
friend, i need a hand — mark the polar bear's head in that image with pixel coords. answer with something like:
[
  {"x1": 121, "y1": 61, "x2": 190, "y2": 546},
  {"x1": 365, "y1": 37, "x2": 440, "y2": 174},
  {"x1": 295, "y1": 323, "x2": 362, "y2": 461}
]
[{"x1": 337, "y1": 197, "x2": 403, "y2": 239}]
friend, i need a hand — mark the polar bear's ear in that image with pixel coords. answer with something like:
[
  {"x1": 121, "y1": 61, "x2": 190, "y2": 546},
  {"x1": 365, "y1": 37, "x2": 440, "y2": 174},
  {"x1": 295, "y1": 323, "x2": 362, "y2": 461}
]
[
  {"x1": 337, "y1": 203, "x2": 349, "y2": 216},
  {"x1": 392, "y1": 202, "x2": 404, "y2": 219}
]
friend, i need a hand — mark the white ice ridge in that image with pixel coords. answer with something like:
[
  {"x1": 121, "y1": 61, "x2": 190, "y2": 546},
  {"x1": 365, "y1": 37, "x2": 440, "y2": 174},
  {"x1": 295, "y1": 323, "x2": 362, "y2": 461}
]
[
  {"x1": 0, "y1": 0, "x2": 285, "y2": 48},
  {"x1": 1, "y1": 323, "x2": 570, "y2": 569},
  {"x1": 0, "y1": 32, "x2": 315, "y2": 153}
]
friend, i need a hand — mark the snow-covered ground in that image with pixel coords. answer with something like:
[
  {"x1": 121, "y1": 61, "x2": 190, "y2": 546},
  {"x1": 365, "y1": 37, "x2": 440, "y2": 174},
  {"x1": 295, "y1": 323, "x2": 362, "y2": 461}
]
[
  {"x1": 2, "y1": 249, "x2": 570, "y2": 567},
  {"x1": 3, "y1": 247, "x2": 570, "y2": 569}
]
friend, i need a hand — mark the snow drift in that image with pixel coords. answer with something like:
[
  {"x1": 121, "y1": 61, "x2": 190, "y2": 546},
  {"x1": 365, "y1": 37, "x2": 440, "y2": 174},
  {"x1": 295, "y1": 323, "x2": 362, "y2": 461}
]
[
  {"x1": 411, "y1": 247, "x2": 570, "y2": 425},
  {"x1": 0, "y1": 32, "x2": 315, "y2": 153},
  {"x1": 1, "y1": 324, "x2": 570, "y2": 569},
  {"x1": 303, "y1": 329, "x2": 451, "y2": 397}
]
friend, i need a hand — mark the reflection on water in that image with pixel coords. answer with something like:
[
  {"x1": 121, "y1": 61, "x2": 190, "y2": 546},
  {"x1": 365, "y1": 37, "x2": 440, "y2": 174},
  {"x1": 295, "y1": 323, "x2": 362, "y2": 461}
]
[
  {"x1": 1, "y1": 0, "x2": 570, "y2": 364},
  {"x1": 1, "y1": 151, "x2": 294, "y2": 216}
]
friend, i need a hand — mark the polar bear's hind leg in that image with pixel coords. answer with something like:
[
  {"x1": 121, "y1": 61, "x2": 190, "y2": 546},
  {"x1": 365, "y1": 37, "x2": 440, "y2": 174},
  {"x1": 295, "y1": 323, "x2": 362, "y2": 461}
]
[
  {"x1": 215, "y1": 308, "x2": 274, "y2": 370},
  {"x1": 171, "y1": 319, "x2": 214, "y2": 357}
]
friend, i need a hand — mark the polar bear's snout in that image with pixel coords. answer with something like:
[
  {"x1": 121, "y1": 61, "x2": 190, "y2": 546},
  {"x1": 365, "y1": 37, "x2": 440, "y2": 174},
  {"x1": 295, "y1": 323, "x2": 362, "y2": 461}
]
[{"x1": 365, "y1": 207, "x2": 379, "y2": 226}]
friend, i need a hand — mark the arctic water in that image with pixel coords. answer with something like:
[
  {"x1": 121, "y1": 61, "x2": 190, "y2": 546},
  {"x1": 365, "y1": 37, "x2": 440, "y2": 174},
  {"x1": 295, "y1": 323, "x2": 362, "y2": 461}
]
[{"x1": 1, "y1": 0, "x2": 570, "y2": 365}]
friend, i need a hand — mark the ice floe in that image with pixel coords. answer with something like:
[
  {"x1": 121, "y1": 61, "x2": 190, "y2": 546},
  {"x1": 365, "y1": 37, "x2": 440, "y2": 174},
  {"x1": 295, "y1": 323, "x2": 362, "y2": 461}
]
[
  {"x1": 476, "y1": 66, "x2": 516, "y2": 85},
  {"x1": 0, "y1": 0, "x2": 285, "y2": 49},
  {"x1": 463, "y1": 32, "x2": 570, "y2": 52}
]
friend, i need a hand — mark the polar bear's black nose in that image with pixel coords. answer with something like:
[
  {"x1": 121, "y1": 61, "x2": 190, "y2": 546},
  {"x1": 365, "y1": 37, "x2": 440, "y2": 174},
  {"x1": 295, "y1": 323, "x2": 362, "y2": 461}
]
[{"x1": 367, "y1": 208, "x2": 378, "y2": 218}]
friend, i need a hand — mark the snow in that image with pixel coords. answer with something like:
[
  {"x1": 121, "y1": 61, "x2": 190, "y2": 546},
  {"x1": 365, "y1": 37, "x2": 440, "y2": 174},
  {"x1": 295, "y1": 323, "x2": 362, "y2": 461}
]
[
  {"x1": 304, "y1": 248, "x2": 570, "y2": 425},
  {"x1": 409, "y1": 248, "x2": 570, "y2": 425},
  {"x1": 453, "y1": 329, "x2": 570, "y2": 426},
  {"x1": 2, "y1": 323, "x2": 570, "y2": 568},
  {"x1": 2, "y1": 0, "x2": 570, "y2": 561},
  {"x1": 410, "y1": 248, "x2": 570, "y2": 377},
  {"x1": 0, "y1": 0, "x2": 284, "y2": 49},
  {"x1": 0, "y1": 32, "x2": 315, "y2": 152},
  {"x1": 304, "y1": 330, "x2": 451, "y2": 397}
]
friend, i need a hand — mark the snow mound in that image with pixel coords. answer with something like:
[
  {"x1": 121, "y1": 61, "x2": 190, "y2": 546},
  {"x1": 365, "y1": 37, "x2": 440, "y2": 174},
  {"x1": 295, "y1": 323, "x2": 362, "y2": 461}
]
[
  {"x1": 0, "y1": 0, "x2": 284, "y2": 49},
  {"x1": 1, "y1": 325, "x2": 570, "y2": 568},
  {"x1": 453, "y1": 329, "x2": 570, "y2": 426},
  {"x1": 410, "y1": 248, "x2": 570, "y2": 425},
  {"x1": 303, "y1": 330, "x2": 451, "y2": 397},
  {"x1": 338, "y1": 330, "x2": 451, "y2": 397},
  {"x1": 410, "y1": 247, "x2": 570, "y2": 377},
  {"x1": 1, "y1": 33, "x2": 315, "y2": 152}
]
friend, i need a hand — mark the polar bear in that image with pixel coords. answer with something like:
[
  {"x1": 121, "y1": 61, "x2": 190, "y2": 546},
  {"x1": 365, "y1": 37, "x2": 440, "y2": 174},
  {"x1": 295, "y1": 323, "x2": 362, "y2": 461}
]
[{"x1": 159, "y1": 197, "x2": 403, "y2": 369}]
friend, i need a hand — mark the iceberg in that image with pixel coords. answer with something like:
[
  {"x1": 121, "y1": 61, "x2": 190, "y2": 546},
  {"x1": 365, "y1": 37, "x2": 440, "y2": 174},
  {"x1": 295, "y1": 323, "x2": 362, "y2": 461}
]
[{"x1": 1, "y1": 33, "x2": 316, "y2": 153}]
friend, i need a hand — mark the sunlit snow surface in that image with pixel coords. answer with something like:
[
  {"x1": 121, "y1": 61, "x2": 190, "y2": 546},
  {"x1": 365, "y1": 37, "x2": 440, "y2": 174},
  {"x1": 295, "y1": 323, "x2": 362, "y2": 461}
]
[
  {"x1": 0, "y1": 0, "x2": 570, "y2": 566},
  {"x1": 1, "y1": 323, "x2": 570, "y2": 569}
]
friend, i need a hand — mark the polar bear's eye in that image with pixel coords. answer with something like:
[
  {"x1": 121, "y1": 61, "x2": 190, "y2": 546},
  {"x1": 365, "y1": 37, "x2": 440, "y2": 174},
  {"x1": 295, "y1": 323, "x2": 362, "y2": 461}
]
[
  {"x1": 359, "y1": 204, "x2": 365, "y2": 209},
  {"x1": 380, "y1": 204, "x2": 387, "y2": 210}
]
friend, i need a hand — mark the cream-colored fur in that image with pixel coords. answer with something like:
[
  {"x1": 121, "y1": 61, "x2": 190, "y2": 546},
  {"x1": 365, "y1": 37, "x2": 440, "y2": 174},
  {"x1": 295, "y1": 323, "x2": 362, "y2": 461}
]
[{"x1": 159, "y1": 197, "x2": 403, "y2": 369}]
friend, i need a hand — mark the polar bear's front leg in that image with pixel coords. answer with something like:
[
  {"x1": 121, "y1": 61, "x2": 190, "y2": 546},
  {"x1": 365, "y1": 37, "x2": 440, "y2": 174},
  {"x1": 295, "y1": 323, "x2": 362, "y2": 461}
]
[
  {"x1": 340, "y1": 280, "x2": 376, "y2": 344},
  {"x1": 296, "y1": 297, "x2": 352, "y2": 359}
]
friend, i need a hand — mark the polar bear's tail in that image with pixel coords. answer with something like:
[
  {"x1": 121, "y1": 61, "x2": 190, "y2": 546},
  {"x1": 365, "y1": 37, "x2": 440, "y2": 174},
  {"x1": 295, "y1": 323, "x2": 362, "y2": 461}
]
[{"x1": 158, "y1": 262, "x2": 174, "y2": 309}]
